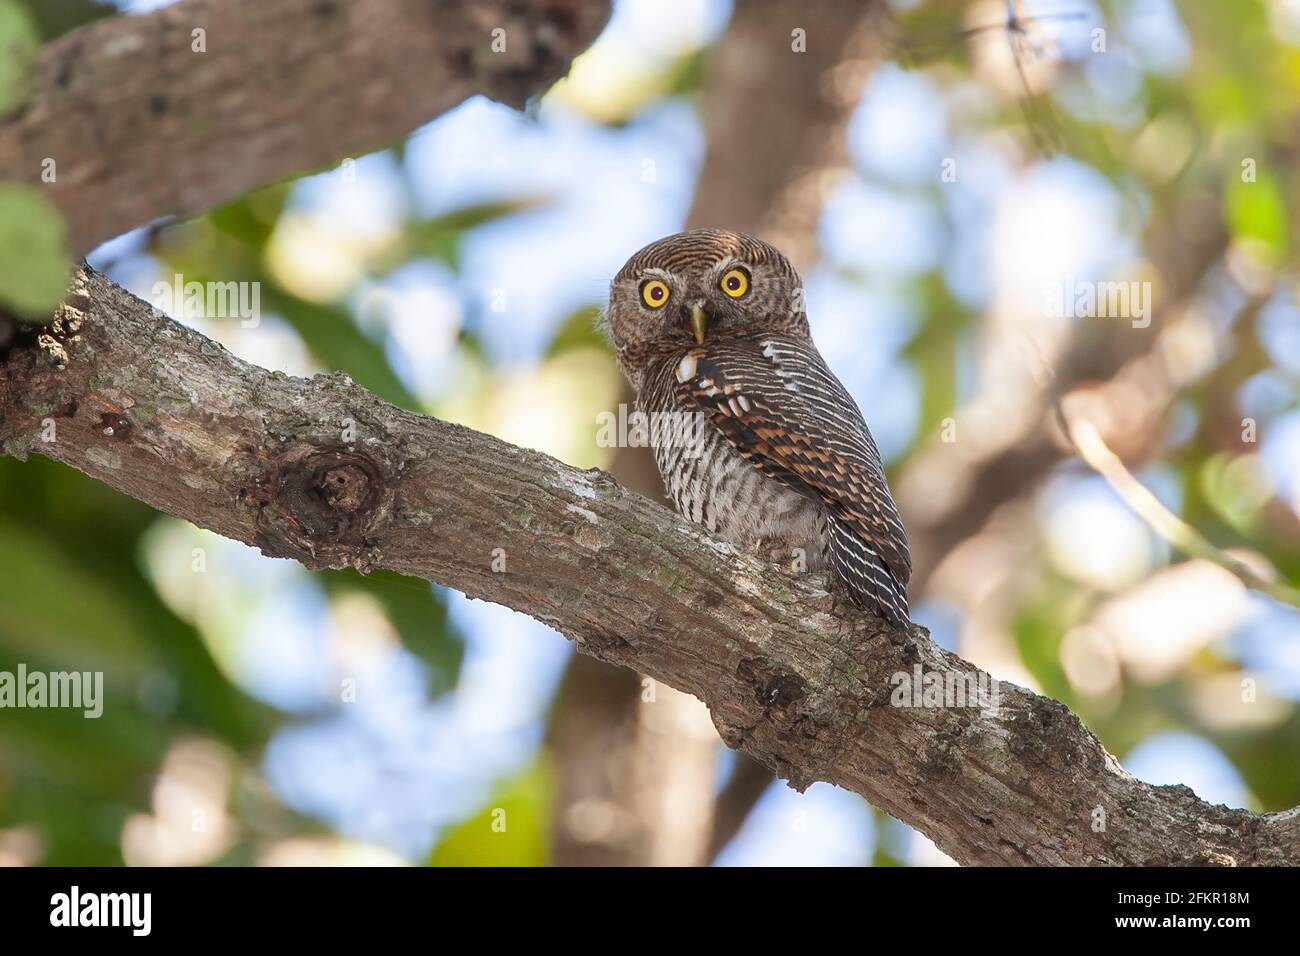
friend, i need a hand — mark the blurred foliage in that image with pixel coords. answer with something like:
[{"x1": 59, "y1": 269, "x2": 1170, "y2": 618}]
[
  {"x1": 0, "y1": 183, "x2": 73, "y2": 318},
  {"x1": 844, "y1": 0, "x2": 1300, "y2": 832},
  {"x1": 0, "y1": 0, "x2": 76, "y2": 320},
  {"x1": 0, "y1": 0, "x2": 39, "y2": 117},
  {"x1": 427, "y1": 762, "x2": 551, "y2": 866},
  {"x1": 0, "y1": 456, "x2": 281, "y2": 863},
  {"x1": 322, "y1": 570, "x2": 462, "y2": 696},
  {"x1": 544, "y1": 305, "x2": 608, "y2": 359},
  {"x1": 13, "y1": 0, "x2": 113, "y2": 41},
  {"x1": 0, "y1": 135, "x2": 529, "y2": 857}
]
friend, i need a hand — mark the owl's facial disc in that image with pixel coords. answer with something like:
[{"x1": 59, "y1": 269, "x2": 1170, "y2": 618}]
[{"x1": 607, "y1": 230, "x2": 813, "y2": 389}]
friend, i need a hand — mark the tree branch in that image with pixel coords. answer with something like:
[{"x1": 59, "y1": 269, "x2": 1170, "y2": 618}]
[
  {"x1": 0, "y1": 0, "x2": 610, "y2": 256},
  {"x1": 2, "y1": 265, "x2": 1297, "y2": 866},
  {"x1": 1059, "y1": 395, "x2": 1300, "y2": 608}
]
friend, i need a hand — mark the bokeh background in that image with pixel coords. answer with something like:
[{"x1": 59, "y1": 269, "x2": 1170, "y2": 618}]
[{"x1": 3, "y1": 0, "x2": 1300, "y2": 865}]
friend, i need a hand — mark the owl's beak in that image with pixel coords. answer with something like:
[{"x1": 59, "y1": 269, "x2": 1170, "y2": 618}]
[{"x1": 689, "y1": 303, "x2": 709, "y2": 344}]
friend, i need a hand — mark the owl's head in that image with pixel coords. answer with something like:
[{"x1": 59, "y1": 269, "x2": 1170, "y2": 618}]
[{"x1": 605, "y1": 229, "x2": 809, "y2": 385}]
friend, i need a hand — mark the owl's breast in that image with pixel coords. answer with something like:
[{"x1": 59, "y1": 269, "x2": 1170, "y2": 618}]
[{"x1": 638, "y1": 358, "x2": 825, "y2": 567}]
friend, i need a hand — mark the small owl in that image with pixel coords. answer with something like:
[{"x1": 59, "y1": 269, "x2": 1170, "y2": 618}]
[{"x1": 605, "y1": 229, "x2": 911, "y2": 625}]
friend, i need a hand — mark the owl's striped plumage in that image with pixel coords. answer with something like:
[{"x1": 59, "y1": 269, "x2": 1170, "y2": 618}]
[{"x1": 606, "y1": 229, "x2": 911, "y2": 625}]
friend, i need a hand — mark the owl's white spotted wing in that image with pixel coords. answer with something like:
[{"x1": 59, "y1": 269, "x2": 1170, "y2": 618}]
[{"x1": 672, "y1": 332, "x2": 911, "y2": 624}]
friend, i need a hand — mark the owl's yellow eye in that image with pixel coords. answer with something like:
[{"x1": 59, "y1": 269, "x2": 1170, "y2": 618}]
[
  {"x1": 720, "y1": 268, "x2": 750, "y2": 298},
  {"x1": 641, "y1": 279, "x2": 670, "y2": 309}
]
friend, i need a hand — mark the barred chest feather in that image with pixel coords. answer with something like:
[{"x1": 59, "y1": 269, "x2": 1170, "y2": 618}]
[{"x1": 639, "y1": 358, "x2": 828, "y2": 571}]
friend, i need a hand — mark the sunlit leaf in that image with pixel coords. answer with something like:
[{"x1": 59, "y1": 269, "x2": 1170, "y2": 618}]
[
  {"x1": 1227, "y1": 170, "x2": 1288, "y2": 257},
  {"x1": 0, "y1": 183, "x2": 73, "y2": 319},
  {"x1": 0, "y1": 0, "x2": 38, "y2": 117},
  {"x1": 427, "y1": 762, "x2": 551, "y2": 866}
]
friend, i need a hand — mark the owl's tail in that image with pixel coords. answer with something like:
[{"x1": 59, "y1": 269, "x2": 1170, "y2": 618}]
[{"x1": 824, "y1": 516, "x2": 911, "y2": 626}]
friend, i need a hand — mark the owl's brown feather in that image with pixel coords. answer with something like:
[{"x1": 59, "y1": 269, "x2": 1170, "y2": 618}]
[
  {"x1": 606, "y1": 229, "x2": 912, "y2": 625},
  {"x1": 670, "y1": 334, "x2": 911, "y2": 623}
]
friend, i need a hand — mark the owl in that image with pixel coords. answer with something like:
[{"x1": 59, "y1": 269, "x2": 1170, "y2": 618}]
[{"x1": 605, "y1": 229, "x2": 912, "y2": 626}]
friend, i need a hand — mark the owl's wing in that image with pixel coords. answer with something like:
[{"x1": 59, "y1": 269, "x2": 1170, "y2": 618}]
[{"x1": 672, "y1": 333, "x2": 911, "y2": 624}]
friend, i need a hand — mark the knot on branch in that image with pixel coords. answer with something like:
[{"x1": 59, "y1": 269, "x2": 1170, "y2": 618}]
[
  {"x1": 277, "y1": 450, "x2": 383, "y2": 537},
  {"x1": 738, "y1": 657, "x2": 808, "y2": 710},
  {"x1": 97, "y1": 412, "x2": 132, "y2": 441},
  {"x1": 250, "y1": 446, "x2": 386, "y2": 571}
]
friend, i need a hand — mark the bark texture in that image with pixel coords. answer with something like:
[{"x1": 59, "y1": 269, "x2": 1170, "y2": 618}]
[
  {"x1": 2, "y1": 265, "x2": 1297, "y2": 867},
  {"x1": 0, "y1": 0, "x2": 610, "y2": 255}
]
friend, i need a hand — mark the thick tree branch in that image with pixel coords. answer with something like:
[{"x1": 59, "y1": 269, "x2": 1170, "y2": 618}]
[
  {"x1": 0, "y1": 0, "x2": 610, "y2": 256},
  {"x1": 3, "y1": 265, "x2": 1297, "y2": 866}
]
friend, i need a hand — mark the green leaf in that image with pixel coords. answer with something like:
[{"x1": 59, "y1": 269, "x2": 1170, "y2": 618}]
[
  {"x1": 0, "y1": 183, "x2": 73, "y2": 319},
  {"x1": 1227, "y1": 169, "x2": 1288, "y2": 258},
  {"x1": 0, "y1": 516, "x2": 158, "y2": 676},
  {"x1": 0, "y1": 0, "x2": 39, "y2": 117},
  {"x1": 373, "y1": 198, "x2": 547, "y2": 273},
  {"x1": 1009, "y1": 580, "x2": 1085, "y2": 707},
  {"x1": 13, "y1": 0, "x2": 113, "y2": 42},
  {"x1": 544, "y1": 305, "x2": 609, "y2": 359},
  {"x1": 428, "y1": 761, "x2": 551, "y2": 866},
  {"x1": 208, "y1": 185, "x2": 292, "y2": 247}
]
